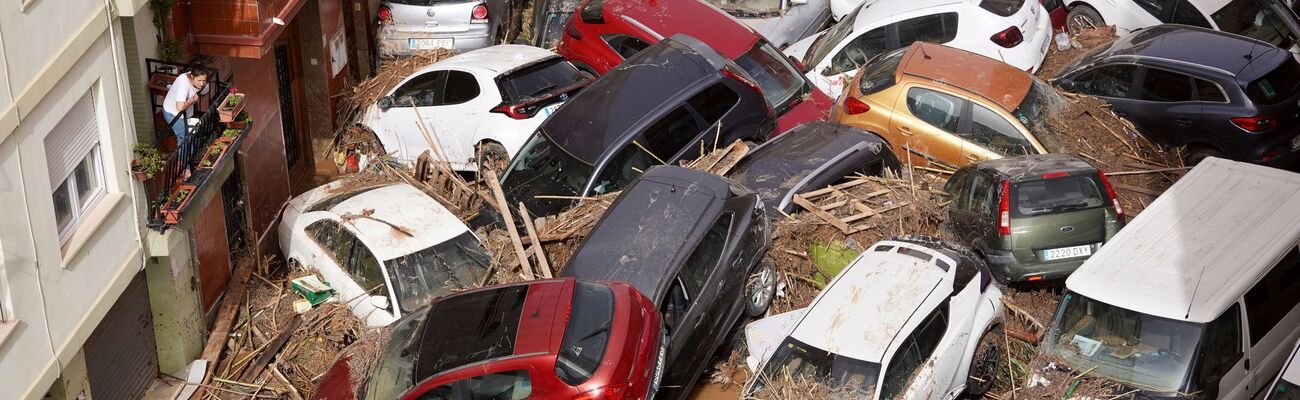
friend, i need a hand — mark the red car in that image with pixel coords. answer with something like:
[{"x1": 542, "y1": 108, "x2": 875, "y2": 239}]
[
  {"x1": 555, "y1": 0, "x2": 832, "y2": 136},
  {"x1": 312, "y1": 278, "x2": 664, "y2": 400},
  {"x1": 1042, "y1": 0, "x2": 1067, "y2": 31}
]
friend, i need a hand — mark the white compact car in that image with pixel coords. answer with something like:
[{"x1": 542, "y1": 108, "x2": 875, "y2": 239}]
[
  {"x1": 1062, "y1": 0, "x2": 1300, "y2": 56},
  {"x1": 786, "y1": 0, "x2": 1051, "y2": 98},
  {"x1": 278, "y1": 181, "x2": 491, "y2": 327},
  {"x1": 744, "y1": 236, "x2": 1004, "y2": 399},
  {"x1": 363, "y1": 45, "x2": 591, "y2": 172}
]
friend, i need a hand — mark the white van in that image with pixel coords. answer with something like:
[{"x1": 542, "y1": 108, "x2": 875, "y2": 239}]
[{"x1": 1041, "y1": 157, "x2": 1300, "y2": 399}]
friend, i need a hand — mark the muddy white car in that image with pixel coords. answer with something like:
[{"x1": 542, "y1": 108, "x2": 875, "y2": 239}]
[
  {"x1": 744, "y1": 235, "x2": 1004, "y2": 399},
  {"x1": 278, "y1": 181, "x2": 490, "y2": 327},
  {"x1": 362, "y1": 45, "x2": 591, "y2": 173}
]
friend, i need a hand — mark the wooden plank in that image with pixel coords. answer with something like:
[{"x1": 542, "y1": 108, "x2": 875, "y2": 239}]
[
  {"x1": 1114, "y1": 182, "x2": 1163, "y2": 197},
  {"x1": 793, "y1": 195, "x2": 850, "y2": 233},
  {"x1": 846, "y1": 202, "x2": 911, "y2": 234},
  {"x1": 518, "y1": 202, "x2": 552, "y2": 279},
  {"x1": 802, "y1": 178, "x2": 871, "y2": 198},
  {"x1": 486, "y1": 170, "x2": 535, "y2": 280},
  {"x1": 239, "y1": 314, "x2": 302, "y2": 382},
  {"x1": 193, "y1": 257, "x2": 255, "y2": 399}
]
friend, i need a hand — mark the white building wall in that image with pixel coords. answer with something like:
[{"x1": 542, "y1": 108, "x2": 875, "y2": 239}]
[{"x1": 0, "y1": 0, "x2": 149, "y2": 398}]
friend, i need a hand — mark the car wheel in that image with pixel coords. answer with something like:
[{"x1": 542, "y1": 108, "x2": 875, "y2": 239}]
[
  {"x1": 966, "y1": 323, "x2": 1002, "y2": 397},
  {"x1": 745, "y1": 259, "x2": 778, "y2": 317},
  {"x1": 1186, "y1": 146, "x2": 1225, "y2": 165},
  {"x1": 476, "y1": 141, "x2": 510, "y2": 180},
  {"x1": 1066, "y1": 5, "x2": 1104, "y2": 35}
]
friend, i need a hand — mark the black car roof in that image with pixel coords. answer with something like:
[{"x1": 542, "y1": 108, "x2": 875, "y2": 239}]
[
  {"x1": 1088, "y1": 24, "x2": 1287, "y2": 85},
  {"x1": 728, "y1": 122, "x2": 889, "y2": 209},
  {"x1": 411, "y1": 284, "x2": 529, "y2": 380},
  {"x1": 541, "y1": 35, "x2": 728, "y2": 164},
  {"x1": 973, "y1": 154, "x2": 1098, "y2": 180},
  {"x1": 561, "y1": 166, "x2": 731, "y2": 300}
]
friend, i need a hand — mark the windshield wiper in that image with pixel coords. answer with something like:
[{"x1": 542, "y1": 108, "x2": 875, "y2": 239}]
[{"x1": 578, "y1": 319, "x2": 613, "y2": 342}]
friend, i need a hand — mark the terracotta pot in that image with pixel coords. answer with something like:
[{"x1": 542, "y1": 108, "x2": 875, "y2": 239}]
[
  {"x1": 226, "y1": 120, "x2": 248, "y2": 130},
  {"x1": 218, "y1": 93, "x2": 246, "y2": 123},
  {"x1": 197, "y1": 138, "x2": 236, "y2": 169},
  {"x1": 162, "y1": 184, "x2": 199, "y2": 225},
  {"x1": 131, "y1": 160, "x2": 150, "y2": 181}
]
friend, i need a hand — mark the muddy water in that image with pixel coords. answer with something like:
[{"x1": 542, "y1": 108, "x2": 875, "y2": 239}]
[{"x1": 687, "y1": 370, "x2": 748, "y2": 400}]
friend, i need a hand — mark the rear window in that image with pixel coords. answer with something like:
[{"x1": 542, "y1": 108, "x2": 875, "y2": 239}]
[
  {"x1": 857, "y1": 48, "x2": 906, "y2": 95},
  {"x1": 1011, "y1": 174, "x2": 1108, "y2": 218},
  {"x1": 498, "y1": 58, "x2": 587, "y2": 103},
  {"x1": 1245, "y1": 58, "x2": 1300, "y2": 105},
  {"x1": 735, "y1": 43, "x2": 805, "y2": 110},
  {"x1": 555, "y1": 282, "x2": 615, "y2": 385},
  {"x1": 413, "y1": 285, "x2": 529, "y2": 379},
  {"x1": 979, "y1": 0, "x2": 1026, "y2": 16}
]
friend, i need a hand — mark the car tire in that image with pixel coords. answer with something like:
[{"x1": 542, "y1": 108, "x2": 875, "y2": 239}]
[
  {"x1": 745, "y1": 259, "x2": 778, "y2": 317},
  {"x1": 966, "y1": 323, "x2": 1002, "y2": 397},
  {"x1": 475, "y1": 141, "x2": 510, "y2": 180},
  {"x1": 1186, "y1": 146, "x2": 1225, "y2": 166},
  {"x1": 1066, "y1": 5, "x2": 1105, "y2": 35}
]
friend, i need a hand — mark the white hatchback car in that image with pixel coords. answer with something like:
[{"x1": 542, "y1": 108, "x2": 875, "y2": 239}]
[
  {"x1": 1062, "y1": 0, "x2": 1300, "y2": 56},
  {"x1": 278, "y1": 181, "x2": 491, "y2": 327},
  {"x1": 786, "y1": 0, "x2": 1051, "y2": 98},
  {"x1": 744, "y1": 236, "x2": 1004, "y2": 399},
  {"x1": 363, "y1": 45, "x2": 591, "y2": 172}
]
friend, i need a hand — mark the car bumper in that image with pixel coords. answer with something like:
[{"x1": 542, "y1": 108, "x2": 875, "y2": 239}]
[
  {"x1": 984, "y1": 248, "x2": 1087, "y2": 283},
  {"x1": 377, "y1": 27, "x2": 491, "y2": 55},
  {"x1": 1014, "y1": 5, "x2": 1053, "y2": 73}
]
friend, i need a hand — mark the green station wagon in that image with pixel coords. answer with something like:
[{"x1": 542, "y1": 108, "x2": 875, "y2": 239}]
[{"x1": 944, "y1": 154, "x2": 1125, "y2": 283}]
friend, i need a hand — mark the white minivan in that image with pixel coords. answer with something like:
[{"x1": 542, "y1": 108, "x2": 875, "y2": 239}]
[{"x1": 1042, "y1": 157, "x2": 1300, "y2": 399}]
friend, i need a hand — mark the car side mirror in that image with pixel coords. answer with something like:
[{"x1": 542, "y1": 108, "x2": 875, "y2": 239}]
[
  {"x1": 820, "y1": 65, "x2": 835, "y2": 77},
  {"x1": 1056, "y1": 78, "x2": 1078, "y2": 92},
  {"x1": 377, "y1": 96, "x2": 394, "y2": 111},
  {"x1": 788, "y1": 55, "x2": 806, "y2": 72},
  {"x1": 369, "y1": 295, "x2": 391, "y2": 311}
]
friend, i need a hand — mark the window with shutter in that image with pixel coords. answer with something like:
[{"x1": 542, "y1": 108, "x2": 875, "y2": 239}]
[{"x1": 43, "y1": 90, "x2": 105, "y2": 242}]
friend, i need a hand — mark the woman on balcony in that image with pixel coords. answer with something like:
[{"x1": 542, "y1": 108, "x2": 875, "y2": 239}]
[{"x1": 162, "y1": 65, "x2": 210, "y2": 143}]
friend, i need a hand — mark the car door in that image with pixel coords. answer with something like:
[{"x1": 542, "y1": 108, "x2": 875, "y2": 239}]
[
  {"x1": 944, "y1": 170, "x2": 976, "y2": 240},
  {"x1": 818, "y1": 25, "x2": 889, "y2": 98},
  {"x1": 1243, "y1": 246, "x2": 1300, "y2": 395},
  {"x1": 431, "y1": 70, "x2": 486, "y2": 168},
  {"x1": 958, "y1": 103, "x2": 1038, "y2": 163},
  {"x1": 659, "y1": 213, "x2": 733, "y2": 396},
  {"x1": 410, "y1": 367, "x2": 541, "y2": 400},
  {"x1": 587, "y1": 103, "x2": 706, "y2": 196},
  {"x1": 892, "y1": 86, "x2": 969, "y2": 168},
  {"x1": 304, "y1": 220, "x2": 385, "y2": 321},
  {"x1": 1069, "y1": 63, "x2": 1140, "y2": 119},
  {"x1": 1197, "y1": 304, "x2": 1251, "y2": 400},
  {"x1": 344, "y1": 239, "x2": 398, "y2": 325},
  {"x1": 953, "y1": 171, "x2": 996, "y2": 250},
  {"x1": 383, "y1": 70, "x2": 448, "y2": 160},
  {"x1": 883, "y1": 303, "x2": 954, "y2": 400},
  {"x1": 1131, "y1": 67, "x2": 1199, "y2": 146}
]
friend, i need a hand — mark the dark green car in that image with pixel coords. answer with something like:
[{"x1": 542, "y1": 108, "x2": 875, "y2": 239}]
[{"x1": 943, "y1": 154, "x2": 1125, "y2": 283}]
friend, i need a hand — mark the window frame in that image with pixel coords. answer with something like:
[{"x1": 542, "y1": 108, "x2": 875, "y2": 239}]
[
  {"x1": 603, "y1": 34, "x2": 652, "y2": 60},
  {"x1": 905, "y1": 86, "x2": 967, "y2": 134},
  {"x1": 1244, "y1": 244, "x2": 1300, "y2": 345},
  {"x1": 53, "y1": 144, "x2": 106, "y2": 243},
  {"x1": 1074, "y1": 64, "x2": 1139, "y2": 99},
  {"x1": 1193, "y1": 77, "x2": 1231, "y2": 103},
  {"x1": 392, "y1": 70, "x2": 450, "y2": 108},
  {"x1": 441, "y1": 70, "x2": 481, "y2": 106},
  {"x1": 1137, "y1": 66, "x2": 1196, "y2": 103},
  {"x1": 965, "y1": 102, "x2": 1035, "y2": 157}
]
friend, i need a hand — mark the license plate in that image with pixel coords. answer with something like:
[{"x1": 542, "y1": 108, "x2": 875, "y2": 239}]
[
  {"x1": 1292, "y1": 135, "x2": 1300, "y2": 150},
  {"x1": 541, "y1": 103, "x2": 562, "y2": 118},
  {"x1": 409, "y1": 38, "x2": 453, "y2": 50},
  {"x1": 1042, "y1": 245, "x2": 1092, "y2": 261}
]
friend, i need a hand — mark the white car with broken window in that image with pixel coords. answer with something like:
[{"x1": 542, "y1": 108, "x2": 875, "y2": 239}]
[
  {"x1": 744, "y1": 236, "x2": 1004, "y2": 399},
  {"x1": 361, "y1": 45, "x2": 591, "y2": 173},
  {"x1": 277, "y1": 180, "x2": 491, "y2": 327}
]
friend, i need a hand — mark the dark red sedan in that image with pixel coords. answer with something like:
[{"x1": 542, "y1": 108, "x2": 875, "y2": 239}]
[
  {"x1": 555, "y1": 0, "x2": 832, "y2": 136},
  {"x1": 312, "y1": 278, "x2": 664, "y2": 400}
]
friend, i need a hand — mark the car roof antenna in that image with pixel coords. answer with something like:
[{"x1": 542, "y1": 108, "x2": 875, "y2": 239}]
[
  {"x1": 1239, "y1": 42, "x2": 1259, "y2": 77},
  {"x1": 920, "y1": 46, "x2": 932, "y2": 60}
]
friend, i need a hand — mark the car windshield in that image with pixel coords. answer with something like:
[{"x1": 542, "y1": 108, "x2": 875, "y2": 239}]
[
  {"x1": 498, "y1": 58, "x2": 588, "y2": 103},
  {"x1": 385, "y1": 232, "x2": 490, "y2": 313},
  {"x1": 1012, "y1": 79, "x2": 1066, "y2": 153},
  {"x1": 805, "y1": 7, "x2": 862, "y2": 68},
  {"x1": 1272, "y1": 379, "x2": 1300, "y2": 400},
  {"x1": 1210, "y1": 0, "x2": 1298, "y2": 48},
  {"x1": 501, "y1": 131, "x2": 595, "y2": 216},
  {"x1": 735, "y1": 42, "x2": 806, "y2": 111},
  {"x1": 555, "y1": 282, "x2": 616, "y2": 385},
  {"x1": 1012, "y1": 174, "x2": 1107, "y2": 218},
  {"x1": 1245, "y1": 57, "x2": 1300, "y2": 105},
  {"x1": 365, "y1": 305, "x2": 431, "y2": 400},
  {"x1": 708, "y1": 0, "x2": 782, "y2": 16},
  {"x1": 752, "y1": 337, "x2": 881, "y2": 398},
  {"x1": 1046, "y1": 292, "x2": 1203, "y2": 392}
]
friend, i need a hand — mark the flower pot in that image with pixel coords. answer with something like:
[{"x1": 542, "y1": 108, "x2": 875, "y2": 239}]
[
  {"x1": 218, "y1": 93, "x2": 246, "y2": 123},
  {"x1": 131, "y1": 160, "x2": 151, "y2": 181},
  {"x1": 161, "y1": 184, "x2": 198, "y2": 225},
  {"x1": 197, "y1": 138, "x2": 235, "y2": 169},
  {"x1": 226, "y1": 120, "x2": 248, "y2": 130}
]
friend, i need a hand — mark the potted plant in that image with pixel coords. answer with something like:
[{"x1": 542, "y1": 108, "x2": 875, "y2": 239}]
[
  {"x1": 161, "y1": 184, "x2": 197, "y2": 224},
  {"x1": 131, "y1": 143, "x2": 166, "y2": 181},
  {"x1": 218, "y1": 88, "x2": 245, "y2": 123},
  {"x1": 197, "y1": 137, "x2": 235, "y2": 169},
  {"x1": 222, "y1": 127, "x2": 242, "y2": 139},
  {"x1": 226, "y1": 110, "x2": 251, "y2": 129}
]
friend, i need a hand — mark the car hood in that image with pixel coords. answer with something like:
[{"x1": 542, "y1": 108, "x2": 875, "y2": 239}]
[
  {"x1": 741, "y1": 14, "x2": 806, "y2": 49},
  {"x1": 744, "y1": 308, "x2": 808, "y2": 371}
]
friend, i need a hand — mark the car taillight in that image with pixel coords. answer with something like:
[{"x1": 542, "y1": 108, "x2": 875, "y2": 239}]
[
  {"x1": 990, "y1": 26, "x2": 1023, "y2": 48},
  {"x1": 573, "y1": 384, "x2": 629, "y2": 400},
  {"x1": 471, "y1": 4, "x2": 489, "y2": 23},
  {"x1": 1097, "y1": 171, "x2": 1125, "y2": 223},
  {"x1": 722, "y1": 67, "x2": 764, "y2": 98},
  {"x1": 565, "y1": 22, "x2": 584, "y2": 39},
  {"x1": 378, "y1": 5, "x2": 392, "y2": 22},
  {"x1": 844, "y1": 96, "x2": 871, "y2": 115},
  {"x1": 491, "y1": 103, "x2": 533, "y2": 120},
  {"x1": 998, "y1": 180, "x2": 1011, "y2": 236},
  {"x1": 1041, "y1": 171, "x2": 1068, "y2": 179},
  {"x1": 1231, "y1": 115, "x2": 1277, "y2": 132}
]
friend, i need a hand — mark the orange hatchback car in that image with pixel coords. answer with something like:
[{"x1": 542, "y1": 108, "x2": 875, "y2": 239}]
[{"x1": 832, "y1": 42, "x2": 1064, "y2": 169}]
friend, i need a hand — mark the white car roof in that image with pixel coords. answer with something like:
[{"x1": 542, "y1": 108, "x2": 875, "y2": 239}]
[
  {"x1": 1066, "y1": 157, "x2": 1300, "y2": 323},
  {"x1": 852, "y1": 0, "x2": 967, "y2": 30},
  {"x1": 293, "y1": 182, "x2": 471, "y2": 261},
  {"x1": 1188, "y1": 0, "x2": 1232, "y2": 16},
  {"x1": 419, "y1": 44, "x2": 558, "y2": 75},
  {"x1": 789, "y1": 240, "x2": 954, "y2": 363}
]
